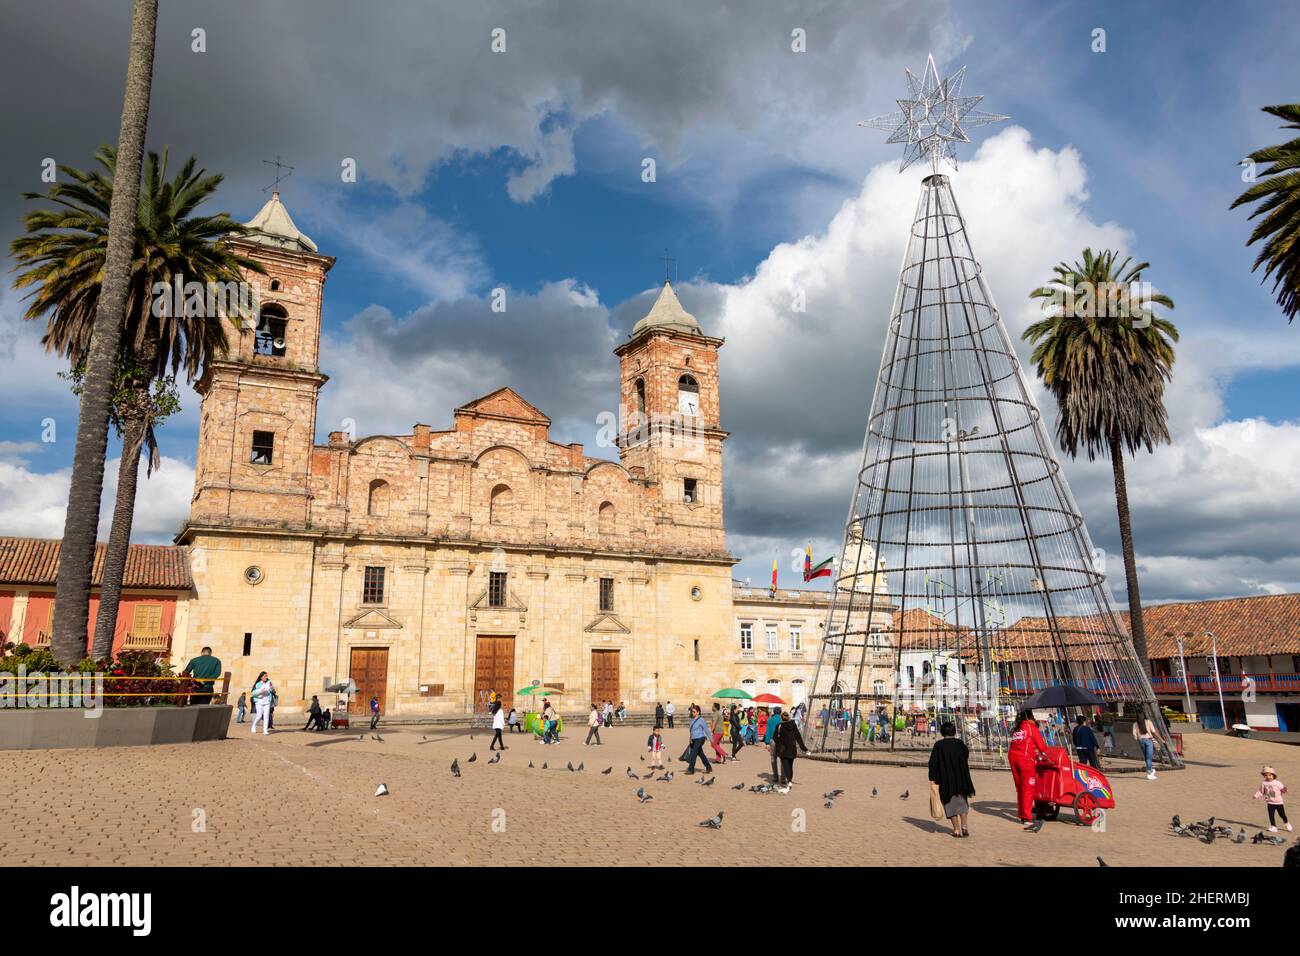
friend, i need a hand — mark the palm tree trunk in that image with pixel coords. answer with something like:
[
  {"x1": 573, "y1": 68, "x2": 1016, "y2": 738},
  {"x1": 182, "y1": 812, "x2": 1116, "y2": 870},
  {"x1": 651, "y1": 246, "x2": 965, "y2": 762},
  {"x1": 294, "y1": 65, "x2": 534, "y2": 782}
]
[
  {"x1": 49, "y1": 0, "x2": 157, "y2": 666},
  {"x1": 1109, "y1": 430, "x2": 1150, "y2": 677},
  {"x1": 91, "y1": 407, "x2": 149, "y2": 660}
]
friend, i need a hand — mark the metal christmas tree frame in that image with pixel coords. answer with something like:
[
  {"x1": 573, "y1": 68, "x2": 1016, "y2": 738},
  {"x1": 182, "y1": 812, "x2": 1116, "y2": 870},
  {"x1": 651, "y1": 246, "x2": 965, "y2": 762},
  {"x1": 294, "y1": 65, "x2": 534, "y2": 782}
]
[{"x1": 805, "y1": 56, "x2": 1176, "y2": 768}]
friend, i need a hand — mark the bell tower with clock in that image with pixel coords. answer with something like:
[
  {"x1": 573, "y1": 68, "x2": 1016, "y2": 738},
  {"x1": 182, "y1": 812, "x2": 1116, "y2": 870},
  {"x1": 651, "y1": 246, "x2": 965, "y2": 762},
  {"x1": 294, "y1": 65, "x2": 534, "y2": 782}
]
[{"x1": 614, "y1": 279, "x2": 728, "y2": 554}]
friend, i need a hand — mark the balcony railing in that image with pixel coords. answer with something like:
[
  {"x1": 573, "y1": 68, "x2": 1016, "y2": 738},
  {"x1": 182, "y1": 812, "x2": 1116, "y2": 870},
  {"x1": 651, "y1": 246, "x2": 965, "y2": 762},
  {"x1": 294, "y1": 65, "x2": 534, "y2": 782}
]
[
  {"x1": 1149, "y1": 673, "x2": 1300, "y2": 695},
  {"x1": 122, "y1": 631, "x2": 171, "y2": 652}
]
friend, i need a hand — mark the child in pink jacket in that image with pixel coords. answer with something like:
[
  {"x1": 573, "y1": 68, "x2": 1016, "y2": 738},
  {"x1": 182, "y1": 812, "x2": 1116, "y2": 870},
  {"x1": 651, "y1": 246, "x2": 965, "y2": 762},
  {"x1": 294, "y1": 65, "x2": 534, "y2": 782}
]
[{"x1": 1252, "y1": 765, "x2": 1291, "y2": 832}]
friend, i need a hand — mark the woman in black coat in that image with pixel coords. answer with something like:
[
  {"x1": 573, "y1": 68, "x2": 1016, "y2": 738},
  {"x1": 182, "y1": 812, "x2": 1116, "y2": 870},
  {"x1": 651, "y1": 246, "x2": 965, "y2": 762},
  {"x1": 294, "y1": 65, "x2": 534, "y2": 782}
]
[{"x1": 928, "y1": 720, "x2": 976, "y2": 837}]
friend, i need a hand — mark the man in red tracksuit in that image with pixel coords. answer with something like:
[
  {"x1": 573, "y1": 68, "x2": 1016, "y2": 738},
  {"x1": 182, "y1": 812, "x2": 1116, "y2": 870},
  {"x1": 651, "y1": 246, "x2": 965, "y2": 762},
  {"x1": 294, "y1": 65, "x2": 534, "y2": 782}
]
[{"x1": 1008, "y1": 710, "x2": 1051, "y2": 831}]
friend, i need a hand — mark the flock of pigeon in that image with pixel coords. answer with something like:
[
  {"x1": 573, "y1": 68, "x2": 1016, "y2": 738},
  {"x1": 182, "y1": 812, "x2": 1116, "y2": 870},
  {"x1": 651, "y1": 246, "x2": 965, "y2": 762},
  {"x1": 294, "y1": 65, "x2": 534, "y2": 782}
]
[{"x1": 1169, "y1": 813, "x2": 1288, "y2": 846}]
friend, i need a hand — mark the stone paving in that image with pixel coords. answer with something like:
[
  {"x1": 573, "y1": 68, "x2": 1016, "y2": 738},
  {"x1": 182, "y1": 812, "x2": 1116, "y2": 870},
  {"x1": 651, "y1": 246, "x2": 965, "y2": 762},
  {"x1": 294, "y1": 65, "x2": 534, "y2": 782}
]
[{"x1": 0, "y1": 720, "x2": 1294, "y2": 866}]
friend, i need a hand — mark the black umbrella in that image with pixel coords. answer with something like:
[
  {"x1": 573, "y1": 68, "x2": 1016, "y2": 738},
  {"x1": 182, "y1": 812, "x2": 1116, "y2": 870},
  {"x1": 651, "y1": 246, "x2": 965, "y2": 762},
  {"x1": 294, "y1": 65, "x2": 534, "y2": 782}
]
[{"x1": 1019, "y1": 684, "x2": 1104, "y2": 709}]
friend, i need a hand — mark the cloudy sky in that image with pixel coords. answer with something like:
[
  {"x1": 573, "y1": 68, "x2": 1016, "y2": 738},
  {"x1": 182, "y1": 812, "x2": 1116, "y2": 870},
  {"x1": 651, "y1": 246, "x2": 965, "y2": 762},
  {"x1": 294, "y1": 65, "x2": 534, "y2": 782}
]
[{"x1": 1, "y1": 0, "x2": 1297, "y2": 603}]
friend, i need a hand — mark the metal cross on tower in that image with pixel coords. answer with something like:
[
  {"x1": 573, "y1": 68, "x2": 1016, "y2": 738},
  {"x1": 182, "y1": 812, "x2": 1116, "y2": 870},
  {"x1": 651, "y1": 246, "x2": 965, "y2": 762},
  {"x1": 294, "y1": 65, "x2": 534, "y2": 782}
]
[{"x1": 261, "y1": 155, "x2": 295, "y2": 192}]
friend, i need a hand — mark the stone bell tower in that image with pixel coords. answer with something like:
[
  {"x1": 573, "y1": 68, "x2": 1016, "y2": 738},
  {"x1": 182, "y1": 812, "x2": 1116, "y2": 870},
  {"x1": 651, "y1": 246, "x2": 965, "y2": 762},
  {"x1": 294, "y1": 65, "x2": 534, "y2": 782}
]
[
  {"x1": 613, "y1": 280, "x2": 728, "y2": 555},
  {"x1": 190, "y1": 192, "x2": 336, "y2": 527}
]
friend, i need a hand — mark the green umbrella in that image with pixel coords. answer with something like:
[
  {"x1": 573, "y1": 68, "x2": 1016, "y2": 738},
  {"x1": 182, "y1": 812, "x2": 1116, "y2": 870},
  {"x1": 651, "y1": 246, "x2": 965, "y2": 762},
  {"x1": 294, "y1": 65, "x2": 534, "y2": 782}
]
[
  {"x1": 712, "y1": 688, "x2": 753, "y2": 699},
  {"x1": 516, "y1": 685, "x2": 563, "y2": 696}
]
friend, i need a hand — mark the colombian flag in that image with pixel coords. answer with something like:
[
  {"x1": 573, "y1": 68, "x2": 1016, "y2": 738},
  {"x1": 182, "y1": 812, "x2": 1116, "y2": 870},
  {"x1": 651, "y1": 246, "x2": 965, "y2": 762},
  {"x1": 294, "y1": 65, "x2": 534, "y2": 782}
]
[
  {"x1": 803, "y1": 543, "x2": 833, "y2": 581},
  {"x1": 770, "y1": 559, "x2": 779, "y2": 594}
]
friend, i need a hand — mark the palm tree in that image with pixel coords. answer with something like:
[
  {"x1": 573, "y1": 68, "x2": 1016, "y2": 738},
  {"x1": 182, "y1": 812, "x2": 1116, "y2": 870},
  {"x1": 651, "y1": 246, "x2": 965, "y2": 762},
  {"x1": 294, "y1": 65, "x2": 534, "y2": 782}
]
[
  {"x1": 20, "y1": 0, "x2": 157, "y2": 666},
  {"x1": 1023, "y1": 248, "x2": 1177, "y2": 675},
  {"x1": 1231, "y1": 104, "x2": 1300, "y2": 322},
  {"x1": 12, "y1": 147, "x2": 260, "y2": 659}
]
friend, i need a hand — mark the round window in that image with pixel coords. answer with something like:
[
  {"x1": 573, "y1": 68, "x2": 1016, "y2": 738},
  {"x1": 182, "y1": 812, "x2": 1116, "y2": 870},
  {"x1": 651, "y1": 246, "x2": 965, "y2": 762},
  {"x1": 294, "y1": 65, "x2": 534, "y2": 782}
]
[
  {"x1": 690, "y1": 585, "x2": 703, "y2": 601},
  {"x1": 244, "y1": 565, "x2": 265, "y2": 586}
]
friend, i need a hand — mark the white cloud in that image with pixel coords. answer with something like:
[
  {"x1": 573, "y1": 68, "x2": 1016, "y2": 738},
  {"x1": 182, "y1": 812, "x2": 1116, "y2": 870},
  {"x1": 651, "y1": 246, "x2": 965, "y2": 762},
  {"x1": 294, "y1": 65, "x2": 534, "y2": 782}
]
[{"x1": 0, "y1": 455, "x2": 194, "y2": 544}]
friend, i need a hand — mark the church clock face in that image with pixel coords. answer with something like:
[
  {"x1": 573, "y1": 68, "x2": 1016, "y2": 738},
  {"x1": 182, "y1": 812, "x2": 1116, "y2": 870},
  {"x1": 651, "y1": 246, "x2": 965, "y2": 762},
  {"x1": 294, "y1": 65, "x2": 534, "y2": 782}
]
[{"x1": 678, "y1": 391, "x2": 699, "y2": 416}]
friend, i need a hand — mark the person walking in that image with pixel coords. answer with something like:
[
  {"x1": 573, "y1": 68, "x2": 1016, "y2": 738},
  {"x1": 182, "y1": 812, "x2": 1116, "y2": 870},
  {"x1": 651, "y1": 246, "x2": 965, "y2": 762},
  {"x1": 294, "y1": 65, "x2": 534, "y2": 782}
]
[
  {"x1": 303, "y1": 695, "x2": 322, "y2": 731},
  {"x1": 1008, "y1": 710, "x2": 1049, "y2": 831},
  {"x1": 772, "y1": 708, "x2": 808, "y2": 789},
  {"x1": 542, "y1": 699, "x2": 559, "y2": 744},
  {"x1": 928, "y1": 720, "x2": 976, "y2": 837},
  {"x1": 1131, "y1": 714, "x2": 1165, "y2": 780},
  {"x1": 235, "y1": 691, "x2": 247, "y2": 724},
  {"x1": 655, "y1": 701, "x2": 666, "y2": 728},
  {"x1": 585, "y1": 704, "x2": 603, "y2": 745},
  {"x1": 665, "y1": 700, "x2": 675, "y2": 729},
  {"x1": 684, "y1": 705, "x2": 713, "y2": 775},
  {"x1": 491, "y1": 701, "x2": 507, "y2": 751},
  {"x1": 1253, "y1": 765, "x2": 1291, "y2": 833},
  {"x1": 764, "y1": 706, "x2": 783, "y2": 784},
  {"x1": 368, "y1": 695, "x2": 381, "y2": 731},
  {"x1": 603, "y1": 700, "x2": 614, "y2": 728},
  {"x1": 249, "y1": 672, "x2": 274, "y2": 735},
  {"x1": 729, "y1": 704, "x2": 744, "y2": 760},
  {"x1": 708, "y1": 702, "x2": 728, "y2": 763},
  {"x1": 647, "y1": 726, "x2": 665, "y2": 768},
  {"x1": 1072, "y1": 714, "x2": 1101, "y2": 768}
]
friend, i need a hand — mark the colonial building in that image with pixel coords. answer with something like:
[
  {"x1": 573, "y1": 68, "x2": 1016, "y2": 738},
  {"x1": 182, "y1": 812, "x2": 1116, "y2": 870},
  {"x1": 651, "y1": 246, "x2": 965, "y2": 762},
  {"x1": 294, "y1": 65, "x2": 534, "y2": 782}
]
[{"x1": 174, "y1": 193, "x2": 739, "y2": 715}]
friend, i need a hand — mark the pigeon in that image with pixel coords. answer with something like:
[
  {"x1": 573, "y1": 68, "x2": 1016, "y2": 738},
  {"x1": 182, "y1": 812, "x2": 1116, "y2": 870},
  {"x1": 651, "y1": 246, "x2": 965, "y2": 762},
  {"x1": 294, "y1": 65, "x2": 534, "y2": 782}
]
[
  {"x1": 636, "y1": 787, "x2": 652, "y2": 803},
  {"x1": 488, "y1": 752, "x2": 501, "y2": 764},
  {"x1": 732, "y1": 782, "x2": 745, "y2": 790},
  {"x1": 626, "y1": 767, "x2": 638, "y2": 779},
  {"x1": 824, "y1": 800, "x2": 834, "y2": 809},
  {"x1": 451, "y1": 759, "x2": 461, "y2": 778},
  {"x1": 750, "y1": 783, "x2": 774, "y2": 794},
  {"x1": 1171, "y1": 813, "x2": 1182, "y2": 830},
  {"x1": 900, "y1": 790, "x2": 909, "y2": 800},
  {"x1": 1202, "y1": 828, "x2": 1216, "y2": 845},
  {"x1": 640, "y1": 755, "x2": 646, "y2": 762},
  {"x1": 577, "y1": 762, "x2": 585, "y2": 772},
  {"x1": 372, "y1": 734, "x2": 384, "y2": 742},
  {"x1": 528, "y1": 761, "x2": 534, "y2": 768},
  {"x1": 468, "y1": 753, "x2": 477, "y2": 763},
  {"x1": 823, "y1": 790, "x2": 844, "y2": 801},
  {"x1": 1096, "y1": 856, "x2": 1107, "y2": 867},
  {"x1": 602, "y1": 767, "x2": 613, "y2": 775},
  {"x1": 422, "y1": 735, "x2": 427, "y2": 740},
  {"x1": 644, "y1": 770, "x2": 656, "y2": 779},
  {"x1": 357, "y1": 733, "x2": 365, "y2": 741},
  {"x1": 700, "y1": 776, "x2": 716, "y2": 787},
  {"x1": 699, "y1": 810, "x2": 724, "y2": 829},
  {"x1": 542, "y1": 762, "x2": 549, "y2": 770},
  {"x1": 566, "y1": 761, "x2": 576, "y2": 772},
  {"x1": 374, "y1": 783, "x2": 389, "y2": 797},
  {"x1": 1234, "y1": 829, "x2": 1247, "y2": 844},
  {"x1": 871, "y1": 786, "x2": 878, "y2": 798}
]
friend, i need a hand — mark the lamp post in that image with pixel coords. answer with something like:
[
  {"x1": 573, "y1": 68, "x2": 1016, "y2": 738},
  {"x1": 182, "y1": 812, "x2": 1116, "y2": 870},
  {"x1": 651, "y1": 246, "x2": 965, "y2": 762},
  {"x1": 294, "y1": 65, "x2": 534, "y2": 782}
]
[{"x1": 1207, "y1": 630, "x2": 1228, "y2": 731}]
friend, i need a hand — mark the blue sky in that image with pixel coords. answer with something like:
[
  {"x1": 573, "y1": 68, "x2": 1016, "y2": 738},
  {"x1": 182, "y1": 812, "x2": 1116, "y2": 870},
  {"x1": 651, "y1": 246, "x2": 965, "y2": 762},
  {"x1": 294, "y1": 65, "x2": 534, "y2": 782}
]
[{"x1": 1, "y1": 0, "x2": 1298, "y2": 600}]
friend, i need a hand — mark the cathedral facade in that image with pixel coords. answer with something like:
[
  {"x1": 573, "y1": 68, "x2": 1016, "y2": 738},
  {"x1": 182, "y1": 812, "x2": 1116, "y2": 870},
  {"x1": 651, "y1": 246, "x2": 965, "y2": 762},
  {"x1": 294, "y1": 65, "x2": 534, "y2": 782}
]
[{"x1": 176, "y1": 193, "x2": 742, "y2": 715}]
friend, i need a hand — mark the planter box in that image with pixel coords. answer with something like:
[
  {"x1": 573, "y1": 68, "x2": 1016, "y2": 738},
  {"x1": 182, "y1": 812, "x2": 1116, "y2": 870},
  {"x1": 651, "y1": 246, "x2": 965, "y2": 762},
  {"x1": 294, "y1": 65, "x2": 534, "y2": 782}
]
[{"x1": 0, "y1": 704, "x2": 230, "y2": 751}]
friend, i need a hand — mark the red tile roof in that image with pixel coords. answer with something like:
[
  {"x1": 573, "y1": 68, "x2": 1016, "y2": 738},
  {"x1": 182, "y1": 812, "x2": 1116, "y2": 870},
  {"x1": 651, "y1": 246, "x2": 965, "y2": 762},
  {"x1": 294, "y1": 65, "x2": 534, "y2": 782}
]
[
  {"x1": 0, "y1": 537, "x2": 192, "y2": 591},
  {"x1": 1122, "y1": 594, "x2": 1300, "y2": 658}
]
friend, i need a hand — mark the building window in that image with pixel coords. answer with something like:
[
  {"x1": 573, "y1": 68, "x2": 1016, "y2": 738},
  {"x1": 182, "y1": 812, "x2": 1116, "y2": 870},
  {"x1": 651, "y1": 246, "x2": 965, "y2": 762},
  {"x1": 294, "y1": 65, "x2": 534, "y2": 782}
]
[
  {"x1": 362, "y1": 566, "x2": 385, "y2": 605},
  {"x1": 767, "y1": 678, "x2": 781, "y2": 698},
  {"x1": 489, "y1": 571, "x2": 508, "y2": 608},
  {"x1": 766, "y1": 626, "x2": 778, "y2": 654},
  {"x1": 789, "y1": 626, "x2": 802, "y2": 653},
  {"x1": 677, "y1": 374, "x2": 699, "y2": 416},
  {"x1": 131, "y1": 604, "x2": 162, "y2": 638},
  {"x1": 693, "y1": 639, "x2": 700, "y2": 662},
  {"x1": 243, "y1": 633, "x2": 252, "y2": 657},
  {"x1": 741, "y1": 678, "x2": 757, "y2": 698},
  {"x1": 489, "y1": 484, "x2": 513, "y2": 525},
  {"x1": 599, "y1": 576, "x2": 615, "y2": 612},
  {"x1": 873, "y1": 679, "x2": 886, "y2": 696},
  {"x1": 906, "y1": 665, "x2": 915, "y2": 686},
  {"x1": 367, "y1": 479, "x2": 390, "y2": 517},
  {"x1": 683, "y1": 478, "x2": 697, "y2": 503},
  {"x1": 250, "y1": 430, "x2": 274, "y2": 465},
  {"x1": 598, "y1": 501, "x2": 615, "y2": 536},
  {"x1": 254, "y1": 304, "x2": 288, "y2": 357},
  {"x1": 740, "y1": 623, "x2": 753, "y2": 652},
  {"x1": 634, "y1": 378, "x2": 646, "y2": 415}
]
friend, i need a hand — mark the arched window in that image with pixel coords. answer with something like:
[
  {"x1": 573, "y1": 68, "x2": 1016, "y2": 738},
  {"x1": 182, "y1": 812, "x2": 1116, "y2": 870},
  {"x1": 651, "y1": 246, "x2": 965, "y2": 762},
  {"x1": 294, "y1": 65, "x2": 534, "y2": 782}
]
[
  {"x1": 634, "y1": 378, "x2": 646, "y2": 415},
  {"x1": 367, "y1": 479, "x2": 389, "y2": 517},
  {"x1": 766, "y1": 678, "x2": 781, "y2": 699},
  {"x1": 677, "y1": 374, "x2": 699, "y2": 416},
  {"x1": 489, "y1": 483, "x2": 514, "y2": 525},
  {"x1": 872, "y1": 680, "x2": 886, "y2": 696},
  {"x1": 254, "y1": 303, "x2": 288, "y2": 357},
  {"x1": 598, "y1": 501, "x2": 615, "y2": 536},
  {"x1": 740, "y1": 678, "x2": 757, "y2": 699}
]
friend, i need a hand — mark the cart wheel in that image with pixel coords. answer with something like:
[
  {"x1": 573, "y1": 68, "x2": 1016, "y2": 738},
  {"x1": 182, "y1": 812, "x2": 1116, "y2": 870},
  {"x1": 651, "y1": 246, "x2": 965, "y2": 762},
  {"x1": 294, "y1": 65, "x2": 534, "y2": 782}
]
[
  {"x1": 1073, "y1": 791, "x2": 1099, "y2": 826},
  {"x1": 1036, "y1": 802, "x2": 1059, "y2": 822}
]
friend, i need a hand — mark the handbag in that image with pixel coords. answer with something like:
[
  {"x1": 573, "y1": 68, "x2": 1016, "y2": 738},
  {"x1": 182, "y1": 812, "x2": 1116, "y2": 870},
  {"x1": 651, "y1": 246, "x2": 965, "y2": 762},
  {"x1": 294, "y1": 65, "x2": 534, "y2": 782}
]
[{"x1": 929, "y1": 782, "x2": 945, "y2": 821}]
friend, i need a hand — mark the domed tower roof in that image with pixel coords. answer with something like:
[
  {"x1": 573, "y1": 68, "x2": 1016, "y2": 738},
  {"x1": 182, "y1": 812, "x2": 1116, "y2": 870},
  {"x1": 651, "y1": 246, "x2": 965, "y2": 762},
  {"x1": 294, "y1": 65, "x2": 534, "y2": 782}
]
[
  {"x1": 243, "y1": 191, "x2": 318, "y2": 253},
  {"x1": 631, "y1": 280, "x2": 701, "y2": 337}
]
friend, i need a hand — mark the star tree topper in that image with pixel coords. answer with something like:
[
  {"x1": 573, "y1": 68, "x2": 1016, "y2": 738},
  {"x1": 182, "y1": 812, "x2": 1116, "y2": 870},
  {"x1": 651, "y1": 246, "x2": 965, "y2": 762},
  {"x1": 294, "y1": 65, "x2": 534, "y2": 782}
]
[{"x1": 860, "y1": 54, "x2": 1008, "y2": 172}]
